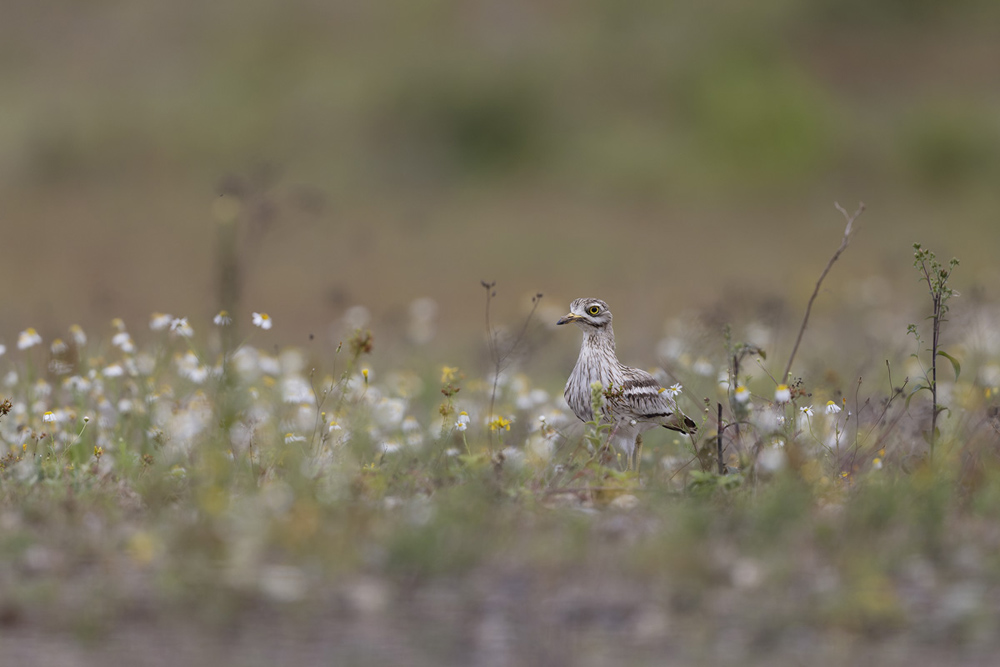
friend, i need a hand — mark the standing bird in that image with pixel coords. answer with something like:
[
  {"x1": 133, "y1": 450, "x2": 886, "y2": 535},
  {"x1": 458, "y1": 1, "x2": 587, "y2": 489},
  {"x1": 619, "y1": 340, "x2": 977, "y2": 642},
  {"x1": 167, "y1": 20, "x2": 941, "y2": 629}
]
[{"x1": 558, "y1": 298, "x2": 697, "y2": 469}]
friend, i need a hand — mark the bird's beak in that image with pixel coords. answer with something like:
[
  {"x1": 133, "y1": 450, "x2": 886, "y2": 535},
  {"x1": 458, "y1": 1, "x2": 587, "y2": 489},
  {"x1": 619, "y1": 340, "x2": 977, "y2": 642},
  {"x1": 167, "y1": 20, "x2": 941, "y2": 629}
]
[{"x1": 556, "y1": 313, "x2": 580, "y2": 325}]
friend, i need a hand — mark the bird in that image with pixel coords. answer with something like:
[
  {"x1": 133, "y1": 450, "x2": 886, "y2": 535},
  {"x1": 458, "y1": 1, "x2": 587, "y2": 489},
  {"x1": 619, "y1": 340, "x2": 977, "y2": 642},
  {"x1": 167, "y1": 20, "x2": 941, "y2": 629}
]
[{"x1": 557, "y1": 298, "x2": 697, "y2": 469}]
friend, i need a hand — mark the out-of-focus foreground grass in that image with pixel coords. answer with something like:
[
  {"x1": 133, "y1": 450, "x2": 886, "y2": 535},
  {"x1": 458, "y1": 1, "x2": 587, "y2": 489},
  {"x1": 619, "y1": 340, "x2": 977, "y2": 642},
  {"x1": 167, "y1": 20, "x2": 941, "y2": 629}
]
[{"x1": 0, "y1": 236, "x2": 999, "y2": 666}]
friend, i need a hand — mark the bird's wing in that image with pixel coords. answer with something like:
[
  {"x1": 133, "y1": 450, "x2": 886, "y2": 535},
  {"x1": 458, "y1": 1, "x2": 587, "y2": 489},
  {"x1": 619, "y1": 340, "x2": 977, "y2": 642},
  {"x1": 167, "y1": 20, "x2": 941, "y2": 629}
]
[
  {"x1": 616, "y1": 371, "x2": 675, "y2": 420},
  {"x1": 611, "y1": 368, "x2": 697, "y2": 434}
]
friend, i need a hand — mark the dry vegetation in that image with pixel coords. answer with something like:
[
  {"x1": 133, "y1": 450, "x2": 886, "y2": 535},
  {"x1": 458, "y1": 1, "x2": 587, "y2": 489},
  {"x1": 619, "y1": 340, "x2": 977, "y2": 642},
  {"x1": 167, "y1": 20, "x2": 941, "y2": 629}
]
[
  {"x1": 4, "y1": 2, "x2": 1000, "y2": 666},
  {"x1": 1, "y1": 215, "x2": 1000, "y2": 666}
]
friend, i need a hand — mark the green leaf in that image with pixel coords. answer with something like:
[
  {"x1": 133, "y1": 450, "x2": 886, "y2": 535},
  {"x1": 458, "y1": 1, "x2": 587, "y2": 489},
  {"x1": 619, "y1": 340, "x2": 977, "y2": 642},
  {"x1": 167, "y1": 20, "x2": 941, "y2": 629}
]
[{"x1": 936, "y1": 350, "x2": 961, "y2": 380}]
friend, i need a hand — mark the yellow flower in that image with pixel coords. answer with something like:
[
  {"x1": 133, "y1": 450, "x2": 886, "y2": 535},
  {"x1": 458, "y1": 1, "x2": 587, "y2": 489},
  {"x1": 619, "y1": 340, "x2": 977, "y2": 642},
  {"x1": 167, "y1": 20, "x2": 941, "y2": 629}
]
[
  {"x1": 489, "y1": 416, "x2": 512, "y2": 431},
  {"x1": 441, "y1": 366, "x2": 459, "y2": 384}
]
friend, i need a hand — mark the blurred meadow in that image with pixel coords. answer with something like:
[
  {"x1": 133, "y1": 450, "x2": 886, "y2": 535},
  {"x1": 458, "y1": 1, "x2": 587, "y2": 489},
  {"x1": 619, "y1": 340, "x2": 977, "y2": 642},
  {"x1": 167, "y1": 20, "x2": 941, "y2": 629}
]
[{"x1": 4, "y1": 1, "x2": 1000, "y2": 665}]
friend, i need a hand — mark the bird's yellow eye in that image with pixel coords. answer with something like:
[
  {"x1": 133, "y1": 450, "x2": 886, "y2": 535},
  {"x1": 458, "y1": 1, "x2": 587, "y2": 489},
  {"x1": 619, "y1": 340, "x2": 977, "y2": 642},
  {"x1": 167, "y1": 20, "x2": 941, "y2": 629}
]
[{"x1": 588, "y1": 305, "x2": 601, "y2": 316}]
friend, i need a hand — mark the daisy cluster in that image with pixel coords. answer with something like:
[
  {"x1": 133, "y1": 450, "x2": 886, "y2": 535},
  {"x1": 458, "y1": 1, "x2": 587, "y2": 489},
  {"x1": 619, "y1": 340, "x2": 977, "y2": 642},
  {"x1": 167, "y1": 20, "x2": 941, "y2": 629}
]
[
  {"x1": 651, "y1": 300, "x2": 1000, "y2": 483},
  {"x1": 0, "y1": 309, "x2": 596, "y2": 494},
  {"x1": 0, "y1": 296, "x2": 998, "y2": 497},
  {"x1": 0, "y1": 311, "x2": 293, "y2": 474}
]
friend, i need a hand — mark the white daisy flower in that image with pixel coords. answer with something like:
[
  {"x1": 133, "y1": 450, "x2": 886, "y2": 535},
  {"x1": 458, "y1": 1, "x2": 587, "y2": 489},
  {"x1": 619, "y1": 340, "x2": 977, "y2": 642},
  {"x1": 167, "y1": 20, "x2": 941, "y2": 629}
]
[
  {"x1": 103, "y1": 364, "x2": 125, "y2": 378},
  {"x1": 17, "y1": 328, "x2": 42, "y2": 350},
  {"x1": 693, "y1": 359, "x2": 714, "y2": 377},
  {"x1": 213, "y1": 310, "x2": 233, "y2": 326},
  {"x1": 800, "y1": 405, "x2": 814, "y2": 417},
  {"x1": 664, "y1": 382, "x2": 683, "y2": 398},
  {"x1": 150, "y1": 313, "x2": 173, "y2": 331},
  {"x1": 825, "y1": 400, "x2": 842, "y2": 414},
  {"x1": 112, "y1": 331, "x2": 135, "y2": 353},
  {"x1": 774, "y1": 384, "x2": 791, "y2": 404},
  {"x1": 252, "y1": 312, "x2": 273, "y2": 330},
  {"x1": 456, "y1": 411, "x2": 470, "y2": 432},
  {"x1": 734, "y1": 386, "x2": 750, "y2": 404},
  {"x1": 170, "y1": 318, "x2": 194, "y2": 337},
  {"x1": 65, "y1": 376, "x2": 91, "y2": 392},
  {"x1": 69, "y1": 324, "x2": 87, "y2": 346}
]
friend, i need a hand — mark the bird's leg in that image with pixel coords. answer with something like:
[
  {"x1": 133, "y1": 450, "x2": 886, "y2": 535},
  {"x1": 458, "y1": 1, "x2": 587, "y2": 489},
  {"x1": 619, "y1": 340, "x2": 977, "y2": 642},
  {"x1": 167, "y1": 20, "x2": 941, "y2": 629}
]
[{"x1": 634, "y1": 433, "x2": 643, "y2": 474}]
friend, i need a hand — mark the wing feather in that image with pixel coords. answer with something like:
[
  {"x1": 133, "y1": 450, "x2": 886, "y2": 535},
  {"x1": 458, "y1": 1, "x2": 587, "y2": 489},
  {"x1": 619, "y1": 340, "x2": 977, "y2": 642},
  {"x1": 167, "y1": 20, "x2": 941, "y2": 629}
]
[{"x1": 616, "y1": 372, "x2": 676, "y2": 419}]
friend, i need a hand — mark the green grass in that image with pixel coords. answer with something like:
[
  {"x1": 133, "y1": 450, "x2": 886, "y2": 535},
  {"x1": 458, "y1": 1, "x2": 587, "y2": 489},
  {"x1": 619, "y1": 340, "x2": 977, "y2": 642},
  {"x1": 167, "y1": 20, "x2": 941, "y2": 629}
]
[
  {"x1": 3, "y1": 3, "x2": 1000, "y2": 664},
  {"x1": 0, "y1": 241, "x2": 998, "y2": 666}
]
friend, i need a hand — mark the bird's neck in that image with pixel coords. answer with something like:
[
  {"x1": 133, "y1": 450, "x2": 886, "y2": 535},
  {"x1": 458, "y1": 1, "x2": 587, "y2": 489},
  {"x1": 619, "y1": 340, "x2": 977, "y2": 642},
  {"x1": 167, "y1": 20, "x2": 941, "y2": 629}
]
[{"x1": 581, "y1": 325, "x2": 616, "y2": 357}]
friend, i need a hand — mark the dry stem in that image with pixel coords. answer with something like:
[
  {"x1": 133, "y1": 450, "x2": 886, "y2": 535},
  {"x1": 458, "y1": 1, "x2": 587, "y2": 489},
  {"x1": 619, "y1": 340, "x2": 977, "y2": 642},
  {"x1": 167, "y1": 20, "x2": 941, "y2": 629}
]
[{"x1": 782, "y1": 202, "x2": 865, "y2": 381}]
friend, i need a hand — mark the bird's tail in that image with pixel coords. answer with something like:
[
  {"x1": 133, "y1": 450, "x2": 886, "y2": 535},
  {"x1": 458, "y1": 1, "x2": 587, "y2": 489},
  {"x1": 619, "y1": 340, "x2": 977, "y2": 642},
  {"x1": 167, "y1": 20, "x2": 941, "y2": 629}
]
[{"x1": 663, "y1": 412, "x2": 698, "y2": 434}]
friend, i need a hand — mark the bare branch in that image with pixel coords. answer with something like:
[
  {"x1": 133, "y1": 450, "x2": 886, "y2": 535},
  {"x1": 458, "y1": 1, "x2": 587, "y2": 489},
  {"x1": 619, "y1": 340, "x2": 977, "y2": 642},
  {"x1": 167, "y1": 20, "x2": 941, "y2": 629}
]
[{"x1": 782, "y1": 202, "x2": 865, "y2": 381}]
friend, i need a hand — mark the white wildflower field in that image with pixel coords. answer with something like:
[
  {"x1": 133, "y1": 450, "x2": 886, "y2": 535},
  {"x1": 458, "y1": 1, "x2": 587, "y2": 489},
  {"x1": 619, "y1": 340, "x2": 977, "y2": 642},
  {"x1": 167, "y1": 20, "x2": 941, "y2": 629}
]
[
  {"x1": 6, "y1": 1, "x2": 1000, "y2": 663},
  {"x1": 3, "y1": 238, "x2": 1000, "y2": 667}
]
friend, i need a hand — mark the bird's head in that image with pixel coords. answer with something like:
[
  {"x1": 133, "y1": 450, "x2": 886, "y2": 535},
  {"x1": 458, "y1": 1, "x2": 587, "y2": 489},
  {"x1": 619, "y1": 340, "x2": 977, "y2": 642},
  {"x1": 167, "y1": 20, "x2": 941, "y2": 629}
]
[{"x1": 557, "y1": 298, "x2": 613, "y2": 330}]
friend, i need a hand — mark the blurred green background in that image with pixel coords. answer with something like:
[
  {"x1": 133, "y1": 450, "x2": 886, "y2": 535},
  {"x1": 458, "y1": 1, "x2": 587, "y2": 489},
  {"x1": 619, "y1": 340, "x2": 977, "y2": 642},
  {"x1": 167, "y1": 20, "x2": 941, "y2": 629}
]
[{"x1": 3, "y1": 0, "x2": 1000, "y2": 357}]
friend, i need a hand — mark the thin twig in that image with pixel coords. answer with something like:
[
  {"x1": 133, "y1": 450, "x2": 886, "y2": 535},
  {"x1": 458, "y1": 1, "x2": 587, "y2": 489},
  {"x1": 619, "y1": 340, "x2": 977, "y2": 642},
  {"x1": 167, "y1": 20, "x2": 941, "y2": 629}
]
[
  {"x1": 482, "y1": 281, "x2": 498, "y2": 449},
  {"x1": 782, "y1": 202, "x2": 865, "y2": 381},
  {"x1": 482, "y1": 284, "x2": 543, "y2": 452},
  {"x1": 668, "y1": 454, "x2": 700, "y2": 481},
  {"x1": 717, "y1": 403, "x2": 725, "y2": 474}
]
